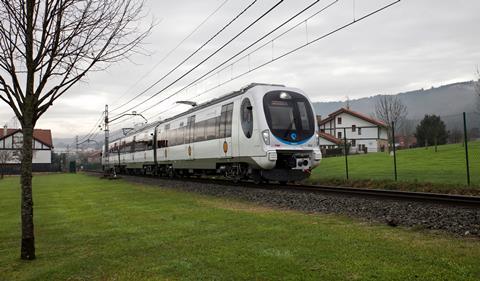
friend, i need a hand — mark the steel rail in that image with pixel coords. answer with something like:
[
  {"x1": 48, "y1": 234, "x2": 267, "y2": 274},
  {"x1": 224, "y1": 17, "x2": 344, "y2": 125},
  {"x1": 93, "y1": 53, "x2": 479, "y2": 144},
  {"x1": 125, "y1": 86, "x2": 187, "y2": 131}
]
[{"x1": 85, "y1": 170, "x2": 480, "y2": 208}]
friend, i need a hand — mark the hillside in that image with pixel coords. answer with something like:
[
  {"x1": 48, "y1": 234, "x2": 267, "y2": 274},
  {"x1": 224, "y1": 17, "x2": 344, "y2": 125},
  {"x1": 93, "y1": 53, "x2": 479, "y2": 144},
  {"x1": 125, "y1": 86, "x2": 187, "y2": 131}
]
[{"x1": 312, "y1": 81, "x2": 477, "y2": 120}]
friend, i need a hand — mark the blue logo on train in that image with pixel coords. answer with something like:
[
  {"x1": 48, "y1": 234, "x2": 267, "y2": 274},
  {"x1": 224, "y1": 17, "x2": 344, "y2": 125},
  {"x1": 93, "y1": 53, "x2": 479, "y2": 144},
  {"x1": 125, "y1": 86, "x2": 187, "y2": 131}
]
[{"x1": 290, "y1": 133, "x2": 297, "y2": 141}]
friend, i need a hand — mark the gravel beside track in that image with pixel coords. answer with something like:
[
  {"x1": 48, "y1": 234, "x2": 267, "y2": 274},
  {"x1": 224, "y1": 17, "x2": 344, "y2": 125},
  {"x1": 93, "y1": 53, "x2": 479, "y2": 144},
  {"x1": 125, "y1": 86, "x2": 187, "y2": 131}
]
[{"x1": 96, "y1": 174, "x2": 480, "y2": 237}]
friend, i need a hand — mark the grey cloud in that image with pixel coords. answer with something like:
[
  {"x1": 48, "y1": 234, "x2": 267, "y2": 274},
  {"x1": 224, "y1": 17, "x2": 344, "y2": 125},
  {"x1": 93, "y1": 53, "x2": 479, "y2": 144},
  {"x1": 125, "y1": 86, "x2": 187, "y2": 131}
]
[{"x1": 1, "y1": 0, "x2": 479, "y2": 138}]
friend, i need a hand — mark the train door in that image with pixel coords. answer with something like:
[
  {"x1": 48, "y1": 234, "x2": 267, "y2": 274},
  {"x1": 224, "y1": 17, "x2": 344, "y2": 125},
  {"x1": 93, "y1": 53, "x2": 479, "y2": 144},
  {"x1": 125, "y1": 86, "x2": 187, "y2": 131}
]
[
  {"x1": 164, "y1": 124, "x2": 170, "y2": 161},
  {"x1": 219, "y1": 103, "x2": 234, "y2": 158},
  {"x1": 157, "y1": 127, "x2": 167, "y2": 163},
  {"x1": 186, "y1": 116, "x2": 195, "y2": 160},
  {"x1": 131, "y1": 136, "x2": 136, "y2": 162}
]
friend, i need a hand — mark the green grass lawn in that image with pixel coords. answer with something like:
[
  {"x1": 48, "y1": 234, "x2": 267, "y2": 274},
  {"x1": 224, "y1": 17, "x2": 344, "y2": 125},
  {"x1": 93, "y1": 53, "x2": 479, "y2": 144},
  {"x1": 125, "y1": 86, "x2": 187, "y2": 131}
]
[
  {"x1": 310, "y1": 141, "x2": 480, "y2": 192},
  {"x1": 0, "y1": 174, "x2": 479, "y2": 280}
]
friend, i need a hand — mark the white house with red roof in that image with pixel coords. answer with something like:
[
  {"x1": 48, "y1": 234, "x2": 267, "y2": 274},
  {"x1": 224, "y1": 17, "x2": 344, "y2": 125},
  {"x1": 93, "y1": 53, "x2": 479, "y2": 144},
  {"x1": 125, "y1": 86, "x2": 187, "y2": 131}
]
[
  {"x1": 0, "y1": 125, "x2": 53, "y2": 172},
  {"x1": 317, "y1": 108, "x2": 388, "y2": 153},
  {"x1": 318, "y1": 132, "x2": 342, "y2": 149}
]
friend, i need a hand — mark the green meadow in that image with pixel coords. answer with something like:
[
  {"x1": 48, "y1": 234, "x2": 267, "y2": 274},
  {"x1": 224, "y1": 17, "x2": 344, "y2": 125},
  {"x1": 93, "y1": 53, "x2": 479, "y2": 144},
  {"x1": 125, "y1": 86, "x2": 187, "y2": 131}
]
[
  {"x1": 0, "y1": 174, "x2": 479, "y2": 280},
  {"x1": 310, "y1": 141, "x2": 480, "y2": 193}
]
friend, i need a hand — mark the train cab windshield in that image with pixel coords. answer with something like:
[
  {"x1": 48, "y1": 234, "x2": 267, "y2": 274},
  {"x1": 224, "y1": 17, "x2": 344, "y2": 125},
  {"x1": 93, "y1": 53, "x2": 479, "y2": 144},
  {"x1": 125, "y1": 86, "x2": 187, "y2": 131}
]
[{"x1": 263, "y1": 91, "x2": 315, "y2": 143}]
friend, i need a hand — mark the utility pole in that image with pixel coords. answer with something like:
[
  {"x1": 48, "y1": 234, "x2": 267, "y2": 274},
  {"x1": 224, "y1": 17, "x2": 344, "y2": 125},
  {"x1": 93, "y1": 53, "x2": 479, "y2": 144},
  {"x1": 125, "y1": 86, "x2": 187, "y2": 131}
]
[
  {"x1": 102, "y1": 105, "x2": 147, "y2": 178},
  {"x1": 104, "y1": 104, "x2": 111, "y2": 177},
  {"x1": 75, "y1": 135, "x2": 79, "y2": 152}
]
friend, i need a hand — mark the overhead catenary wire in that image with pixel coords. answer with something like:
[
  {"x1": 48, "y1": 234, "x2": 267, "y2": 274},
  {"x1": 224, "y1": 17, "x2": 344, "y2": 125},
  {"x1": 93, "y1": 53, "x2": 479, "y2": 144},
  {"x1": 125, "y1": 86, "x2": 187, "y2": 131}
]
[
  {"x1": 111, "y1": 0, "x2": 285, "y2": 119},
  {"x1": 109, "y1": 0, "x2": 229, "y2": 109},
  {"x1": 110, "y1": 0, "x2": 257, "y2": 114},
  {"x1": 148, "y1": 0, "x2": 400, "y2": 121},
  {"x1": 140, "y1": 0, "x2": 337, "y2": 117},
  {"x1": 187, "y1": 0, "x2": 402, "y2": 105},
  {"x1": 77, "y1": 112, "x2": 104, "y2": 143},
  {"x1": 79, "y1": 1, "x2": 230, "y2": 140}
]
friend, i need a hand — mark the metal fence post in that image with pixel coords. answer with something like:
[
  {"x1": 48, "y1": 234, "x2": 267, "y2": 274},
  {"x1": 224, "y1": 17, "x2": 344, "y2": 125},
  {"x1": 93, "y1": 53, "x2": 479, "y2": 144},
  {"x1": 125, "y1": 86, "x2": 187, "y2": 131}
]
[
  {"x1": 391, "y1": 122, "x2": 397, "y2": 181},
  {"x1": 463, "y1": 112, "x2": 470, "y2": 186},
  {"x1": 343, "y1": 127, "x2": 349, "y2": 180}
]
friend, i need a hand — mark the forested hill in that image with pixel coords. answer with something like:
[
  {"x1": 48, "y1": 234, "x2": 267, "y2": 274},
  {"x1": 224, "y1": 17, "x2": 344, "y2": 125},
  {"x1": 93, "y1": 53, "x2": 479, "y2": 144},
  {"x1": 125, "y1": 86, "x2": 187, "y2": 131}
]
[{"x1": 312, "y1": 81, "x2": 477, "y2": 120}]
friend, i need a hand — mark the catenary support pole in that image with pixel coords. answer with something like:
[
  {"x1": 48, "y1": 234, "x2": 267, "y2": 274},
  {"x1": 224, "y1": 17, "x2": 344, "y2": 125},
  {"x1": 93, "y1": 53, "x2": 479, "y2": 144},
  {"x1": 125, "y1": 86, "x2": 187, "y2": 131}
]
[
  {"x1": 391, "y1": 122, "x2": 397, "y2": 181},
  {"x1": 343, "y1": 127, "x2": 349, "y2": 180},
  {"x1": 104, "y1": 105, "x2": 110, "y2": 177},
  {"x1": 463, "y1": 112, "x2": 470, "y2": 186}
]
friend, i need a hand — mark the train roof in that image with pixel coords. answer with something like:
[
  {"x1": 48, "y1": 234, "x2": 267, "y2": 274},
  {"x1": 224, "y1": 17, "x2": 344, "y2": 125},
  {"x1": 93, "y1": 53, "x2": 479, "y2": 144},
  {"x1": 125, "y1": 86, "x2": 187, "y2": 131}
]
[{"x1": 110, "y1": 83, "x2": 284, "y2": 142}]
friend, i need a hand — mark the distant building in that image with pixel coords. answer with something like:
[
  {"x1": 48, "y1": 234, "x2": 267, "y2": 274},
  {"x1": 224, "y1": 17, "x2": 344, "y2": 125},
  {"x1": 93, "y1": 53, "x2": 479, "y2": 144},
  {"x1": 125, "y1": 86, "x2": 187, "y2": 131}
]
[
  {"x1": 318, "y1": 132, "x2": 342, "y2": 149},
  {"x1": 396, "y1": 135, "x2": 417, "y2": 148},
  {"x1": 0, "y1": 125, "x2": 53, "y2": 173},
  {"x1": 317, "y1": 108, "x2": 388, "y2": 153}
]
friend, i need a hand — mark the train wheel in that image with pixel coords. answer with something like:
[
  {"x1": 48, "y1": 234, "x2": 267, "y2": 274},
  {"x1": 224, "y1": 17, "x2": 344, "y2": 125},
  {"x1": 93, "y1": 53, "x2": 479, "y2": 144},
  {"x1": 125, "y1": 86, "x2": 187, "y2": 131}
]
[
  {"x1": 253, "y1": 178, "x2": 262, "y2": 185},
  {"x1": 168, "y1": 168, "x2": 175, "y2": 179},
  {"x1": 251, "y1": 170, "x2": 262, "y2": 185}
]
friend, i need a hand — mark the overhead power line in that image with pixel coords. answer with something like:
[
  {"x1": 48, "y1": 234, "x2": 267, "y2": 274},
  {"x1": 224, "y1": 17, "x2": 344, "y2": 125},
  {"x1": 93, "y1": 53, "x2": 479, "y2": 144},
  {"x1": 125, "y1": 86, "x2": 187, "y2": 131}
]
[
  {"x1": 110, "y1": 0, "x2": 256, "y2": 114},
  {"x1": 140, "y1": 0, "x2": 333, "y2": 116},
  {"x1": 109, "y1": 0, "x2": 230, "y2": 109},
  {"x1": 111, "y1": 0, "x2": 285, "y2": 119},
  {"x1": 148, "y1": 0, "x2": 401, "y2": 121},
  {"x1": 77, "y1": 112, "x2": 104, "y2": 143}
]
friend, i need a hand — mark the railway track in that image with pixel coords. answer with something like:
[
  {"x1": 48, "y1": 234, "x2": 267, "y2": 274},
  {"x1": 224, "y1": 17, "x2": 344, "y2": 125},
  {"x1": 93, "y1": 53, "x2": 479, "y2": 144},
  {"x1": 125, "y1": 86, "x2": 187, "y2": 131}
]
[{"x1": 87, "y1": 170, "x2": 480, "y2": 208}]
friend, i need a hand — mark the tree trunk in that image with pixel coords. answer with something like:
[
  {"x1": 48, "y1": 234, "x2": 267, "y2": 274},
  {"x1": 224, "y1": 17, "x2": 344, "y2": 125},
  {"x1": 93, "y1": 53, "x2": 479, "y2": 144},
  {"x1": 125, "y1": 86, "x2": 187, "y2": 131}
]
[
  {"x1": 20, "y1": 119, "x2": 35, "y2": 260},
  {"x1": 20, "y1": 0, "x2": 36, "y2": 260}
]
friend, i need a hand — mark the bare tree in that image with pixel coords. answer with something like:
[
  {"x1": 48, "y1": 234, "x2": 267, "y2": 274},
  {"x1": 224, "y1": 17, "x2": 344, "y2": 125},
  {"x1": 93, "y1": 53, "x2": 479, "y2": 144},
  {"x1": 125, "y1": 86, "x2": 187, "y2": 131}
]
[
  {"x1": 399, "y1": 118, "x2": 415, "y2": 147},
  {"x1": 0, "y1": 150, "x2": 13, "y2": 179},
  {"x1": 374, "y1": 95, "x2": 408, "y2": 145},
  {"x1": 0, "y1": 0, "x2": 151, "y2": 260}
]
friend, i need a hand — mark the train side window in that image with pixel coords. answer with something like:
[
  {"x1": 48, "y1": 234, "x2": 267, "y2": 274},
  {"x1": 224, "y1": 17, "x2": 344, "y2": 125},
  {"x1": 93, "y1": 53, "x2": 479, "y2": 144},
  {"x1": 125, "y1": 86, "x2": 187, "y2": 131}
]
[
  {"x1": 157, "y1": 140, "x2": 167, "y2": 148},
  {"x1": 215, "y1": 116, "x2": 220, "y2": 138},
  {"x1": 241, "y1": 98, "x2": 253, "y2": 138},
  {"x1": 169, "y1": 128, "x2": 177, "y2": 146},
  {"x1": 219, "y1": 109, "x2": 226, "y2": 137},
  {"x1": 206, "y1": 117, "x2": 217, "y2": 140},
  {"x1": 219, "y1": 103, "x2": 233, "y2": 138},
  {"x1": 177, "y1": 126, "x2": 185, "y2": 145},
  {"x1": 135, "y1": 141, "x2": 146, "y2": 152},
  {"x1": 225, "y1": 103, "x2": 233, "y2": 137},
  {"x1": 186, "y1": 116, "x2": 195, "y2": 143},
  {"x1": 194, "y1": 120, "x2": 206, "y2": 142},
  {"x1": 130, "y1": 139, "x2": 135, "y2": 153}
]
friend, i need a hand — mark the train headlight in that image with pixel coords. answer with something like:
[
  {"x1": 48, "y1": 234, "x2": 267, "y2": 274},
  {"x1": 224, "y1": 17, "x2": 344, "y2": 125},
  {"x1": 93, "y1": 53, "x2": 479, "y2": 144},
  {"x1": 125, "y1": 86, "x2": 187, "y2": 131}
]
[
  {"x1": 262, "y1": 130, "x2": 270, "y2": 145},
  {"x1": 316, "y1": 132, "x2": 320, "y2": 146}
]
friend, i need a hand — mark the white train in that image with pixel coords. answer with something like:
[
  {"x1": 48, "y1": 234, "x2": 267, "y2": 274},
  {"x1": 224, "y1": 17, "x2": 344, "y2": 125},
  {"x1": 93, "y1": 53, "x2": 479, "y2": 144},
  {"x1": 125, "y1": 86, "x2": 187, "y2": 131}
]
[{"x1": 103, "y1": 83, "x2": 322, "y2": 183}]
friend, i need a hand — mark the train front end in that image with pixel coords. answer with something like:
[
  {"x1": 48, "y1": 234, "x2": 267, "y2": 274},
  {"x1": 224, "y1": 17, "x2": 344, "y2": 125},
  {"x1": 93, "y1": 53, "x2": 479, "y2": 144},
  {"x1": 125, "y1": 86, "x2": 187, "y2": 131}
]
[{"x1": 255, "y1": 86, "x2": 321, "y2": 182}]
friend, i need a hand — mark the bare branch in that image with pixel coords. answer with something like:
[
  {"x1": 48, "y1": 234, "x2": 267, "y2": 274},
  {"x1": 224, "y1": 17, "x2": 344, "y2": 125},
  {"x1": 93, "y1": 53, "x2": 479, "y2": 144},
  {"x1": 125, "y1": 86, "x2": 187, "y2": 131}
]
[
  {"x1": 374, "y1": 94, "x2": 408, "y2": 142},
  {"x1": 0, "y1": 0, "x2": 152, "y2": 125}
]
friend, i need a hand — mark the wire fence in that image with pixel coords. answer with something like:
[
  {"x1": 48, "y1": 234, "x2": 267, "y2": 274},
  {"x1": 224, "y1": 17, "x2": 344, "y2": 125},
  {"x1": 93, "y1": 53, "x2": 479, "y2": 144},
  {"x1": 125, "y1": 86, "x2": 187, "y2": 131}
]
[{"x1": 316, "y1": 112, "x2": 479, "y2": 187}]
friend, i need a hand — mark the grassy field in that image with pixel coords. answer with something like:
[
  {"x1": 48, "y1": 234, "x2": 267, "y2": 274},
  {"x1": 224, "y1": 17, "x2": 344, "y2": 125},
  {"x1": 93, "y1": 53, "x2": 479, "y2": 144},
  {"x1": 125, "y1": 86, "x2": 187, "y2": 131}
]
[
  {"x1": 0, "y1": 174, "x2": 479, "y2": 280},
  {"x1": 309, "y1": 141, "x2": 480, "y2": 192}
]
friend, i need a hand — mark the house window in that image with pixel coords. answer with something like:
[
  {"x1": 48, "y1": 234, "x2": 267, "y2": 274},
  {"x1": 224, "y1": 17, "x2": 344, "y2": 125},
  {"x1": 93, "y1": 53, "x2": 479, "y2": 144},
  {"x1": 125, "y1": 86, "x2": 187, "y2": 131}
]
[
  {"x1": 358, "y1": 128, "x2": 362, "y2": 135},
  {"x1": 352, "y1": 125, "x2": 356, "y2": 132},
  {"x1": 351, "y1": 139, "x2": 356, "y2": 146},
  {"x1": 337, "y1": 117, "x2": 342, "y2": 124},
  {"x1": 337, "y1": 131, "x2": 342, "y2": 139}
]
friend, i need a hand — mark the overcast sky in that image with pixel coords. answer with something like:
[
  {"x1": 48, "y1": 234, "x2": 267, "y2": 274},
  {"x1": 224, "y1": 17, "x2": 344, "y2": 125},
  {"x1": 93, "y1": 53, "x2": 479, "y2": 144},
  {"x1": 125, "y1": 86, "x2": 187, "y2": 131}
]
[{"x1": 1, "y1": 0, "x2": 479, "y2": 140}]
